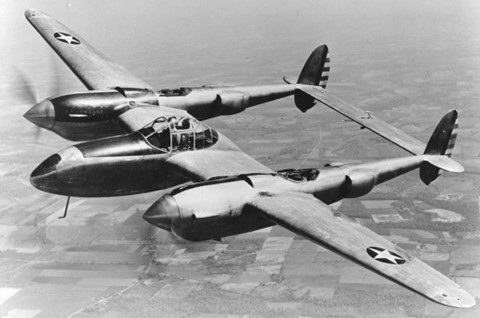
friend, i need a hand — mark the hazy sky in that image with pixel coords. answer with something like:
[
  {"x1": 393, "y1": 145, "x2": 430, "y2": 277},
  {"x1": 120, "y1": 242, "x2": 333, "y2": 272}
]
[
  {"x1": 1, "y1": 0, "x2": 479, "y2": 134},
  {"x1": 2, "y1": 0, "x2": 479, "y2": 81},
  {"x1": 2, "y1": 0, "x2": 479, "y2": 84}
]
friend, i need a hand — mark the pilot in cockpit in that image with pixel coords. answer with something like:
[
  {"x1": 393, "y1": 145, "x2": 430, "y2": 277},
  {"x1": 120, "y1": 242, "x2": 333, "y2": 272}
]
[
  {"x1": 168, "y1": 117, "x2": 190, "y2": 131},
  {"x1": 175, "y1": 118, "x2": 190, "y2": 130}
]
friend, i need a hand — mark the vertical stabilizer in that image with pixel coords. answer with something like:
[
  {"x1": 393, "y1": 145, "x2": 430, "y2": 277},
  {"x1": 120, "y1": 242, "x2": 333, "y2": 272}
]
[
  {"x1": 420, "y1": 110, "x2": 459, "y2": 184},
  {"x1": 295, "y1": 45, "x2": 330, "y2": 112}
]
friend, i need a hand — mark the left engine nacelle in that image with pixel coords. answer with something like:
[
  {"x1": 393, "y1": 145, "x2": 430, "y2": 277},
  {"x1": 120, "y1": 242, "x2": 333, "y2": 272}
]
[
  {"x1": 143, "y1": 176, "x2": 272, "y2": 241},
  {"x1": 24, "y1": 87, "x2": 158, "y2": 141}
]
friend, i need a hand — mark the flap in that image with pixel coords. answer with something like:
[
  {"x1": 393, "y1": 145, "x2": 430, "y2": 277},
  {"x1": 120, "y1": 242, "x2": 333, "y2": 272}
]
[{"x1": 165, "y1": 150, "x2": 274, "y2": 181}]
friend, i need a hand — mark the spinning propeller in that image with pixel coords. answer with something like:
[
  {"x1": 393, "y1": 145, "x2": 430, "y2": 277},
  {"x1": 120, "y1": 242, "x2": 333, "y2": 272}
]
[
  {"x1": 17, "y1": 60, "x2": 67, "y2": 141},
  {"x1": 14, "y1": 68, "x2": 46, "y2": 143}
]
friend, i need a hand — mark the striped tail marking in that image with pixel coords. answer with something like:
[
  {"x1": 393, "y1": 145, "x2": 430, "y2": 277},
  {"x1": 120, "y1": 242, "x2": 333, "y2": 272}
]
[
  {"x1": 444, "y1": 118, "x2": 458, "y2": 157},
  {"x1": 319, "y1": 52, "x2": 330, "y2": 89}
]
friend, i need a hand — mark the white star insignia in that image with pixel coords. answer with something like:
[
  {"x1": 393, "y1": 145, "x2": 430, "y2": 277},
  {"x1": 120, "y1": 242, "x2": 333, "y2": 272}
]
[
  {"x1": 373, "y1": 249, "x2": 403, "y2": 264},
  {"x1": 367, "y1": 246, "x2": 406, "y2": 265},
  {"x1": 54, "y1": 32, "x2": 80, "y2": 45}
]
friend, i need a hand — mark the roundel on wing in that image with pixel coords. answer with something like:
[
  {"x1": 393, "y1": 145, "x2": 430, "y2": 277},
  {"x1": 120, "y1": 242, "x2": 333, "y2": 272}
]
[
  {"x1": 366, "y1": 246, "x2": 406, "y2": 265},
  {"x1": 54, "y1": 32, "x2": 80, "y2": 45}
]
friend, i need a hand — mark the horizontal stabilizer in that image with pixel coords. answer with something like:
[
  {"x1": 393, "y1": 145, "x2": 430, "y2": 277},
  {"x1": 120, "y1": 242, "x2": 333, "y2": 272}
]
[
  {"x1": 422, "y1": 155, "x2": 464, "y2": 173},
  {"x1": 295, "y1": 84, "x2": 426, "y2": 155}
]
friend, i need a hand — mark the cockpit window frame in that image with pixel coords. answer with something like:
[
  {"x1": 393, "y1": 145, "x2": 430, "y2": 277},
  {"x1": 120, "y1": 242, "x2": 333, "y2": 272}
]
[
  {"x1": 138, "y1": 116, "x2": 219, "y2": 153},
  {"x1": 139, "y1": 117, "x2": 171, "y2": 153}
]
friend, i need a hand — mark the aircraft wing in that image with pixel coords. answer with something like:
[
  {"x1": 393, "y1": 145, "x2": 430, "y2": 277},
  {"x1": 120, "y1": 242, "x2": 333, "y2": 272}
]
[
  {"x1": 296, "y1": 84, "x2": 426, "y2": 155},
  {"x1": 118, "y1": 104, "x2": 274, "y2": 180},
  {"x1": 25, "y1": 9, "x2": 152, "y2": 90},
  {"x1": 165, "y1": 149, "x2": 274, "y2": 181},
  {"x1": 247, "y1": 190, "x2": 475, "y2": 308}
]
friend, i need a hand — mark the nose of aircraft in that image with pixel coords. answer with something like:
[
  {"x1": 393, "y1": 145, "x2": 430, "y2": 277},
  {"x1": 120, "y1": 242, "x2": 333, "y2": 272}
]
[
  {"x1": 143, "y1": 195, "x2": 180, "y2": 231},
  {"x1": 31, "y1": 153, "x2": 61, "y2": 176},
  {"x1": 23, "y1": 99, "x2": 55, "y2": 130},
  {"x1": 30, "y1": 146, "x2": 84, "y2": 192},
  {"x1": 30, "y1": 153, "x2": 61, "y2": 189}
]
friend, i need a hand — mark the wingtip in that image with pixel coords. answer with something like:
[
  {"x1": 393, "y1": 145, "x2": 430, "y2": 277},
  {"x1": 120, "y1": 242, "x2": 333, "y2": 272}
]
[
  {"x1": 460, "y1": 294, "x2": 477, "y2": 309},
  {"x1": 25, "y1": 8, "x2": 49, "y2": 20},
  {"x1": 433, "y1": 286, "x2": 476, "y2": 308},
  {"x1": 25, "y1": 9, "x2": 36, "y2": 19}
]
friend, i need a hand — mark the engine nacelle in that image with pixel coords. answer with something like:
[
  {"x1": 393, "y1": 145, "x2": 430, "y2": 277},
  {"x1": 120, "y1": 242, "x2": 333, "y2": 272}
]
[
  {"x1": 215, "y1": 90, "x2": 250, "y2": 115},
  {"x1": 340, "y1": 169, "x2": 377, "y2": 198},
  {"x1": 51, "y1": 87, "x2": 158, "y2": 121},
  {"x1": 25, "y1": 88, "x2": 159, "y2": 141},
  {"x1": 143, "y1": 176, "x2": 272, "y2": 241},
  {"x1": 175, "y1": 178, "x2": 254, "y2": 220}
]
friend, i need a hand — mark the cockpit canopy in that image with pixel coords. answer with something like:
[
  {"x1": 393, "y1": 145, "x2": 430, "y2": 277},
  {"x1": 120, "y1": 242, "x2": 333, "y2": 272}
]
[{"x1": 138, "y1": 116, "x2": 218, "y2": 152}]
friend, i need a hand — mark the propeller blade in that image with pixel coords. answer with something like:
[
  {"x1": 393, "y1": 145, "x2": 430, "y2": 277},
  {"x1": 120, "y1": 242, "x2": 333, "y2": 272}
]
[
  {"x1": 14, "y1": 67, "x2": 39, "y2": 104},
  {"x1": 48, "y1": 57, "x2": 69, "y2": 98},
  {"x1": 33, "y1": 126, "x2": 42, "y2": 144}
]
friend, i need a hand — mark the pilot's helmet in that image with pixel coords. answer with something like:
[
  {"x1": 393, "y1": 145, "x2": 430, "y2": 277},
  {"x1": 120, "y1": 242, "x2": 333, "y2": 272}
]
[{"x1": 176, "y1": 117, "x2": 190, "y2": 129}]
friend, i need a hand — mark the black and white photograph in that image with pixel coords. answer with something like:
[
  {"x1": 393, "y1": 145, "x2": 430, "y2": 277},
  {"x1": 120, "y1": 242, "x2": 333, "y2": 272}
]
[{"x1": 1, "y1": 1, "x2": 479, "y2": 317}]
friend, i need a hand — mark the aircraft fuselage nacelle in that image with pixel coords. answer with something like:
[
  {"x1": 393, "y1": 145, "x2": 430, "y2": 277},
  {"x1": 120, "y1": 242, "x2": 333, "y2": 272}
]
[
  {"x1": 143, "y1": 176, "x2": 276, "y2": 241},
  {"x1": 24, "y1": 85, "x2": 295, "y2": 141},
  {"x1": 142, "y1": 156, "x2": 432, "y2": 241},
  {"x1": 23, "y1": 87, "x2": 159, "y2": 141},
  {"x1": 29, "y1": 140, "x2": 183, "y2": 197},
  {"x1": 29, "y1": 116, "x2": 226, "y2": 197}
]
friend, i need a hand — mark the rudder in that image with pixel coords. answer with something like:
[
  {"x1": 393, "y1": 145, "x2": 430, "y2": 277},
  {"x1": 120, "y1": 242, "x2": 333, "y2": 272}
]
[
  {"x1": 295, "y1": 45, "x2": 330, "y2": 112},
  {"x1": 420, "y1": 110, "x2": 459, "y2": 185}
]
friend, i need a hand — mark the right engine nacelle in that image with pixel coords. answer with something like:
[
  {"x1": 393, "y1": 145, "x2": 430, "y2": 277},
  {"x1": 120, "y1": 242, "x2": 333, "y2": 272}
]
[
  {"x1": 341, "y1": 169, "x2": 378, "y2": 198},
  {"x1": 143, "y1": 175, "x2": 275, "y2": 241},
  {"x1": 215, "y1": 90, "x2": 250, "y2": 115}
]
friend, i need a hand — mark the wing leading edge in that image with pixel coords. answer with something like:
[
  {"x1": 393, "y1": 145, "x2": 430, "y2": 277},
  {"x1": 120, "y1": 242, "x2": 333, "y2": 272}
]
[
  {"x1": 25, "y1": 9, "x2": 152, "y2": 90},
  {"x1": 296, "y1": 84, "x2": 426, "y2": 155},
  {"x1": 247, "y1": 191, "x2": 475, "y2": 308}
]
